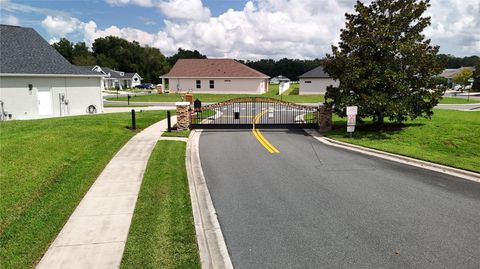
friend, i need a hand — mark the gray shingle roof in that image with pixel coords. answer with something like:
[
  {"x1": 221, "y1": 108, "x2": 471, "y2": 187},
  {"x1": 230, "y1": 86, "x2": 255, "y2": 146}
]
[
  {"x1": 298, "y1": 66, "x2": 330, "y2": 78},
  {"x1": 0, "y1": 25, "x2": 101, "y2": 76},
  {"x1": 101, "y1": 67, "x2": 139, "y2": 79}
]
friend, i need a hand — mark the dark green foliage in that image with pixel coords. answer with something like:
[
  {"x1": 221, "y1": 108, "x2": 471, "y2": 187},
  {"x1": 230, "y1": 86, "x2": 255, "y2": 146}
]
[
  {"x1": 52, "y1": 36, "x2": 170, "y2": 84},
  {"x1": 472, "y1": 62, "x2": 480, "y2": 91},
  {"x1": 242, "y1": 58, "x2": 322, "y2": 81},
  {"x1": 437, "y1": 54, "x2": 479, "y2": 69},
  {"x1": 52, "y1": 38, "x2": 74, "y2": 62},
  {"x1": 166, "y1": 47, "x2": 207, "y2": 66},
  {"x1": 323, "y1": 0, "x2": 445, "y2": 125}
]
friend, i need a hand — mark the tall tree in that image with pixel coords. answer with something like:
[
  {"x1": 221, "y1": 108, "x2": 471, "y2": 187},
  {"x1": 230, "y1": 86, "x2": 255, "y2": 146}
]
[
  {"x1": 452, "y1": 68, "x2": 473, "y2": 89},
  {"x1": 472, "y1": 62, "x2": 480, "y2": 91},
  {"x1": 52, "y1": 38, "x2": 74, "y2": 62},
  {"x1": 322, "y1": 0, "x2": 445, "y2": 125},
  {"x1": 167, "y1": 48, "x2": 207, "y2": 66},
  {"x1": 71, "y1": 42, "x2": 96, "y2": 65}
]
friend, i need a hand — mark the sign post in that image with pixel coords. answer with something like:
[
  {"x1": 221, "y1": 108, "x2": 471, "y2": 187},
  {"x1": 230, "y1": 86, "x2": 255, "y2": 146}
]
[{"x1": 346, "y1": 106, "x2": 358, "y2": 137}]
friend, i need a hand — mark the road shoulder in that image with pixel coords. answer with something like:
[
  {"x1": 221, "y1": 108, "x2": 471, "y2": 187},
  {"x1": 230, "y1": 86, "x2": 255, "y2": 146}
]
[
  {"x1": 305, "y1": 129, "x2": 480, "y2": 183},
  {"x1": 186, "y1": 130, "x2": 234, "y2": 269}
]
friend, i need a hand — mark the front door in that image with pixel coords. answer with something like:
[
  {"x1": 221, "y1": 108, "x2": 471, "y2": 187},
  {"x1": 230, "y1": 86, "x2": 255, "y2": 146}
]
[{"x1": 37, "y1": 87, "x2": 53, "y2": 115}]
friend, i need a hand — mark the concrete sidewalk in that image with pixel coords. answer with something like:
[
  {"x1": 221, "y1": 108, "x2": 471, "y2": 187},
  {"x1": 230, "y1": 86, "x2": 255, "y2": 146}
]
[{"x1": 37, "y1": 116, "x2": 177, "y2": 269}]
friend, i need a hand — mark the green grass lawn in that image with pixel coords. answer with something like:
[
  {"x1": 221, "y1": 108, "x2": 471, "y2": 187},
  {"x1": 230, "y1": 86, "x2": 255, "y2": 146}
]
[
  {"x1": 325, "y1": 109, "x2": 480, "y2": 173},
  {"x1": 0, "y1": 111, "x2": 168, "y2": 269},
  {"x1": 107, "y1": 83, "x2": 324, "y2": 104},
  {"x1": 120, "y1": 141, "x2": 200, "y2": 269},
  {"x1": 161, "y1": 129, "x2": 191, "y2": 138},
  {"x1": 103, "y1": 103, "x2": 150, "y2": 107},
  {"x1": 439, "y1": 97, "x2": 479, "y2": 104}
]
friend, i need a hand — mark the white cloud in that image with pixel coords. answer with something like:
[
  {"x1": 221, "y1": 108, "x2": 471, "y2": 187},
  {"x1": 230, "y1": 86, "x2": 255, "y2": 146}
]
[
  {"x1": 41, "y1": 15, "x2": 83, "y2": 36},
  {"x1": 39, "y1": 0, "x2": 480, "y2": 59},
  {"x1": 0, "y1": 14, "x2": 20, "y2": 25},
  {"x1": 159, "y1": 0, "x2": 211, "y2": 21},
  {"x1": 105, "y1": 0, "x2": 154, "y2": 7}
]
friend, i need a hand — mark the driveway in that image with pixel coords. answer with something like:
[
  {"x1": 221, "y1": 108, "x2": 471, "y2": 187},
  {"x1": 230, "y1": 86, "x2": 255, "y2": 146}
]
[{"x1": 199, "y1": 129, "x2": 480, "y2": 268}]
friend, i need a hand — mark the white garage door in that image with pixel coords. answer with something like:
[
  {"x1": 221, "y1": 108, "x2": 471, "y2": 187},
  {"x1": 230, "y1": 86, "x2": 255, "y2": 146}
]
[{"x1": 37, "y1": 87, "x2": 53, "y2": 115}]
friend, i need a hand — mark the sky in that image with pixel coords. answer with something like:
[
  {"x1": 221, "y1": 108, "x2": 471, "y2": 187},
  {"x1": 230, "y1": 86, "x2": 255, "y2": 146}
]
[{"x1": 0, "y1": 0, "x2": 479, "y2": 60}]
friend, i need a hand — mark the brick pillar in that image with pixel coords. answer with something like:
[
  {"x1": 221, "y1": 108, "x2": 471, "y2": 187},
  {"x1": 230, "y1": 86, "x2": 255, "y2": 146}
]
[
  {"x1": 318, "y1": 105, "x2": 332, "y2": 132},
  {"x1": 176, "y1": 102, "x2": 191, "y2": 131}
]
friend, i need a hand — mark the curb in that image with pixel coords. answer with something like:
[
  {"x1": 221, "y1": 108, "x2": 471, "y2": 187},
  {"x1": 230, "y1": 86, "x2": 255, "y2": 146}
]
[
  {"x1": 186, "y1": 130, "x2": 234, "y2": 269},
  {"x1": 304, "y1": 129, "x2": 480, "y2": 183}
]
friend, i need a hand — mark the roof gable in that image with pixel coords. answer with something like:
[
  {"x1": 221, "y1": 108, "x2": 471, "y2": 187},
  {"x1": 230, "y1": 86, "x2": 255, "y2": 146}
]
[
  {"x1": 163, "y1": 59, "x2": 269, "y2": 78},
  {"x1": 0, "y1": 25, "x2": 100, "y2": 76},
  {"x1": 299, "y1": 66, "x2": 330, "y2": 78}
]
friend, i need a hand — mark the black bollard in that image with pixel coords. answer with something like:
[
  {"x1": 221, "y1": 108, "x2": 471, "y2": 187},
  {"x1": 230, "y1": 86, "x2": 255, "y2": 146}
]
[
  {"x1": 131, "y1": 109, "x2": 136, "y2": 130},
  {"x1": 167, "y1": 111, "x2": 171, "y2": 132}
]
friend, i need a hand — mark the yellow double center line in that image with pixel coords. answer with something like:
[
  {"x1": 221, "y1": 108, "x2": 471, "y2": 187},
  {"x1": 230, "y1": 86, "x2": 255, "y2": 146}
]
[{"x1": 252, "y1": 110, "x2": 280, "y2": 154}]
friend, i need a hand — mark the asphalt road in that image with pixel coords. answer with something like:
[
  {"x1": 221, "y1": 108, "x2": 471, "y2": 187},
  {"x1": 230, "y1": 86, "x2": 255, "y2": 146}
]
[{"x1": 199, "y1": 129, "x2": 480, "y2": 269}]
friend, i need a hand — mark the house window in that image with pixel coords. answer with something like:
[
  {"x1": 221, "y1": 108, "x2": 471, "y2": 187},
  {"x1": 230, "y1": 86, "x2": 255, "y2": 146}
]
[
  {"x1": 196, "y1": 80, "x2": 201, "y2": 89},
  {"x1": 224, "y1": 80, "x2": 231, "y2": 82},
  {"x1": 305, "y1": 81, "x2": 312, "y2": 83},
  {"x1": 209, "y1": 80, "x2": 215, "y2": 89}
]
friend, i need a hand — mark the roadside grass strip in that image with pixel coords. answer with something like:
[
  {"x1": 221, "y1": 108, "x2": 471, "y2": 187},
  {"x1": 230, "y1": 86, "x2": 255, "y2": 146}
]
[
  {"x1": 120, "y1": 141, "x2": 200, "y2": 269},
  {"x1": 325, "y1": 109, "x2": 480, "y2": 173},
  {"x1": 252, "y1": 110, "x2": 280, "y2": 154},
  {"x1": 0, "y1": 111, "x2": 168, "y2": 269}
]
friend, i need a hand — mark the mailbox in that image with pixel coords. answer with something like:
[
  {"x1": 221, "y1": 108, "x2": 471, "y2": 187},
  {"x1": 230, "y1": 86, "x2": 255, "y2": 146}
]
[
  {"x1": 193, "y1": 99, "x2": 202, "y2": 112},
  {"x1": 234, "y1": 112, "x2": 240, "y2": 119}
]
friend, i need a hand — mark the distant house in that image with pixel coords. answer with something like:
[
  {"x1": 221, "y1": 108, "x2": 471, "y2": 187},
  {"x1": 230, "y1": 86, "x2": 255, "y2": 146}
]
[
  {"x1": 298, "y1": 66, "x2": 338, "y2": 95},
  {"x1": 87, "y1": 66, "x2": 142, "y2": 89},
  {"x1": 270, "y1": 75, "x2": 290, "y2": 84},
  {"x1": 160, "y1": 59, "x2": 269, "y2": 94},
  {"x1": 0, "y1": 25, "x2": 104, "y2": 120},
  {"x1": 439, "y1": 67, "x2": 475, "y2": 87}
]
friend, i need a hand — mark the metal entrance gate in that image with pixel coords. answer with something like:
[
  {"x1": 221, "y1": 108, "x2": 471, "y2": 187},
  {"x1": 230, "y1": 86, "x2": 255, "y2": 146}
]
[{"x1": 190, "y1": 97, "x2": 319, "y2": 129}]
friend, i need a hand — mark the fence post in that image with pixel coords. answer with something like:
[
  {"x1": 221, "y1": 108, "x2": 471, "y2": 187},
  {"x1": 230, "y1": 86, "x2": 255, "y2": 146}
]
[
  {"x1": 176, "y1": 102, "x2": 191, "y2": 131},
  {"x1": 167, "y1": 111, "x2": 171, "y2": 132},
  {"x1": 318, "y1": 105, "x2": 332, "y2": 132},
  {"x1": 131, "y1": 109, "x2": 136, "y2": 130}
]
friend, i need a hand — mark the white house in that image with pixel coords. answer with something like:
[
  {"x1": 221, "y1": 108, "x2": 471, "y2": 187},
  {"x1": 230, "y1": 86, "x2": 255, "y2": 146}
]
[
  {"x1": 0, "y1": 25, "x2": 104, "y2": 120},
  {"x1": 160, "y1": 59, "x2": 269, "y2": 94},
  {"x1": 298, "y1": 66, "x2": 338, "y2": 95},
  {"x1": 270, "y1": 75, "x2": 290, "y2": 84},
  {"x1": 87, "y1": 66, "x2": 143, "y2": 90}
]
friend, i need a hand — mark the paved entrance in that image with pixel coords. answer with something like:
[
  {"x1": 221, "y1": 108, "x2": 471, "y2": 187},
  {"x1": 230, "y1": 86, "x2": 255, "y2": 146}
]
[{"x1": 199, "y1": 129, "x2": 480, "y2": 269}]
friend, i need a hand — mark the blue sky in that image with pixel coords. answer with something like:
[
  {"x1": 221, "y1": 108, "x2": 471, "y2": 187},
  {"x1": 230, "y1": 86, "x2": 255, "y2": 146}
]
[{"x1": 1, "y1": 0, "x2": 479, "y2": 59}]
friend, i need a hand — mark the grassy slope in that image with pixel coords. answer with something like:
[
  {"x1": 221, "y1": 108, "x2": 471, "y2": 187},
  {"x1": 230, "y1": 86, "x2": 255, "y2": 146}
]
[
  {"x1": 438, "y1": 97, "x2": 480, "y2": 104},
  {"x1": 108, "y1": 83, "x2": 324, "y2": 103},
  {"x1": 325, "y1": 109, "x2": 480, "y2": 173},
  {"x1": 0, "y1": 111, "x2": 168, "y2": 269},
  {"x1": 121, "y1": 141, "x2": 200, "y2": 269}
]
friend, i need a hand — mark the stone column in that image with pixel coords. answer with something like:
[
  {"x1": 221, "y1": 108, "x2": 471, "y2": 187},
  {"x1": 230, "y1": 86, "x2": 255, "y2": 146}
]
[
  {"x1": 318, "y1": 105, "x2": 333, "y2": 132},
  {"x1": 176, "y1": 102, "x2": 191, "y2": 131}
]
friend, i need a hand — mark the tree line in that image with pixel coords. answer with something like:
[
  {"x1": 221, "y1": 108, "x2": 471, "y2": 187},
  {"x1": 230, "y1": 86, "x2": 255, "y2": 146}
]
[{"x1": 53, "y1": 36, "x2": 478, "y2": 86}]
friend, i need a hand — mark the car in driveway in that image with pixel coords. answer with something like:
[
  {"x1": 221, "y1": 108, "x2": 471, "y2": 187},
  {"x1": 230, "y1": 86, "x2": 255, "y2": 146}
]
[{"x1": 134, "y1": 83, "x2": 155, "y2": 89}]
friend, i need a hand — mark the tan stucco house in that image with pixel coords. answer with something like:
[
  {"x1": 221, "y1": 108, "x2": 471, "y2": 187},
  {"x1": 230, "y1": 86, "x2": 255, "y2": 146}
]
[
  {"x1": 161, "y1": 59, "x2": 269, "y2": 94},
  {"x1": 298, "y1": 66, "x2": 338, "y2": 95}
]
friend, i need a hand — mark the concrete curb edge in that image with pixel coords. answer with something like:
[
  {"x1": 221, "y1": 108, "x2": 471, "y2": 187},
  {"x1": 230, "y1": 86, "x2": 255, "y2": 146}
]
[
  {"x1": 186, "y1": 130, "x2": 234, "y2": 269},
  {"x1": 304, "y1": 129, "x2": 480, "y2": 183}
]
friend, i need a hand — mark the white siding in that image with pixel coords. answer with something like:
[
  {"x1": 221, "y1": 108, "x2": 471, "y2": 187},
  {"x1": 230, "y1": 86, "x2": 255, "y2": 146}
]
[
  {"x1": 167, "y1": 78, "x2": 268, "y2": 94},
  {"x1": 0, "y1": 76, "x2": 103, "y2": 120},
  {"x1": 299, "y1": 78, "x2": 338, "y2": 95}
]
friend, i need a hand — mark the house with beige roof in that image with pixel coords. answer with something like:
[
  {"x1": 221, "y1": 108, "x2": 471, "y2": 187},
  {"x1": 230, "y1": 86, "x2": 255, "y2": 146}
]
[{"x1": 160, "y1": 59, "x2": 269, "y2": 94}]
